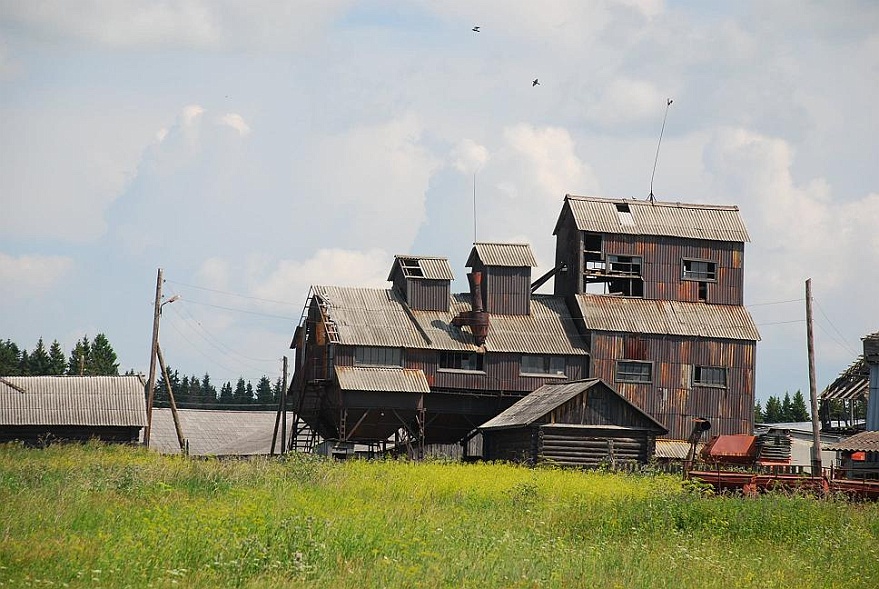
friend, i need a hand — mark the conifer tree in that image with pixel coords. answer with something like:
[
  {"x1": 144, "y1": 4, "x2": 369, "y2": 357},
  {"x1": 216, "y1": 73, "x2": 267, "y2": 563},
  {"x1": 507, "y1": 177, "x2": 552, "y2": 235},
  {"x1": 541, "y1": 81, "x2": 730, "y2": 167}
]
[
  {"x1": 18, "y1": 349, "x2": 30, "y2": 376},
  {"x1": 28, "y1": 338, "x2": 51, "y2": 375},
  {"x1": 272, "y1": 376, "x2": 285, "y2": 405},
  {"x1": 754, "y1": 400, "x2": 764, "y2": 424},
  {"x1": 763, "y1": 396, "x2": 784, "y2": 423},
  {"x1": 0, "y1": 339, "x2": 22, "y2": 375},
  {"x1": 219, "y1": 382, "x2": 234, "y2": 405},
  {"x1": 790, "y1": 390, "x2": 810, "y2": 421},
  {"x1": 233, "y1": 378, "x2": 250, "y2": 405},
  {"x1": 781, "y1": 392, "x2": 793, "y2": 422},
  {"x1": 256, "y1": 376, "x2": 274, "y2": 405},
  {"x1": 200, "y1": 374, "x2": 217, "y2": 406},
  {"x1": 88, "y1": 333, "x2": 119, "y2": 376},
  {"x1": 48, "y1": 340, "x2": 66, "y2": 375},
  {"x1": 67, "y1": 337, "x2": 90, "y2": 375}
]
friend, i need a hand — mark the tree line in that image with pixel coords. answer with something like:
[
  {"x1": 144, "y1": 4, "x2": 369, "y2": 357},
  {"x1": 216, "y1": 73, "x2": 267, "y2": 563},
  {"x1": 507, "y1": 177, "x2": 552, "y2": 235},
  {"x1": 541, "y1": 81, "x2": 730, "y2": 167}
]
[
  {"x1": 1, "y1": 335, "x2": 283, "y2": 410},
  {"x1": 754, "y1": 390, "x2": 811, "y2": 424}
]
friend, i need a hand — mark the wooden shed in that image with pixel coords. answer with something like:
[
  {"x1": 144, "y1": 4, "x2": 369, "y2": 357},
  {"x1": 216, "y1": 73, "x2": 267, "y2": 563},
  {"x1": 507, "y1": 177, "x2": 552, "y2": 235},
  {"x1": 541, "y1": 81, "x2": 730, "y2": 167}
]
[
  {"x1": 479, "y1": 378, "x2": 667, "y2": 467},
  {"x1": 0, "y1": 375, "x2": 146, "y2": 445}
]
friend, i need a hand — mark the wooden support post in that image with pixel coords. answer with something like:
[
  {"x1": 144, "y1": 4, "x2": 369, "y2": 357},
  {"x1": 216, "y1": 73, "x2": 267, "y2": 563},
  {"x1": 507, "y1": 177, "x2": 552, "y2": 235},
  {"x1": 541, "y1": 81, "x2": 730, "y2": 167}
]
[
  {"x1": 157, "y1": 344, "x2": 186, "y2": 453},
  {"x1": 281, "y1": 356, "x2": 288, "y2": 454},
  {"x1": 143, "y1": 268, "x2": 163, "y2": 447},
  {"x1": 806, "y1": 278, "x2": 823, "y2": 476}
]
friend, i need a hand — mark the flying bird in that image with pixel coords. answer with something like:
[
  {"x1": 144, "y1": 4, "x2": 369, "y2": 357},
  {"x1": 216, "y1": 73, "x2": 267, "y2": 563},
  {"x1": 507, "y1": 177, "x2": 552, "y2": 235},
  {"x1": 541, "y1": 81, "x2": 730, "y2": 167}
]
[
  {"x1": 472, "y1": 26, "x2": 480, "y2": 32},
  {"x1": 532, "y1": 78, "x2": 540, "y2": 87}
]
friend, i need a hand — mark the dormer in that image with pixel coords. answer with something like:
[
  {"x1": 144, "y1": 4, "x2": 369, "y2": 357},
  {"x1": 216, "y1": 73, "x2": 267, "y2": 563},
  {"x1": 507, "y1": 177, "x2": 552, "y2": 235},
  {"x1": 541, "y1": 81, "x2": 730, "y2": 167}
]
[
  {"x1": 387, "y1": 255, "x2": 454, "y2": 311},
  {"x1": 465, "y1": 242, "x2": 537, "y2": 316}
]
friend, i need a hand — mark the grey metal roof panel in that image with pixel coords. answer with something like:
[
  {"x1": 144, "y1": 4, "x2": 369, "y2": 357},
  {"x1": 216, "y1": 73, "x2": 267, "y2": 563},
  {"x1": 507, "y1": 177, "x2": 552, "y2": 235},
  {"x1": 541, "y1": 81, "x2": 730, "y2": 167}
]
[
  {"x1": 826, "y1": 431, "x2": 879, "y2": 452},
  {"x1": 145, "y1": 408, "x2": 293, "y2": 455},
  {"x1": 655, "y1": 439, "x2": 704, "y2": 459},
  {"x1": 480, "y1": 379, "x2": 602, "y2": 429},
  {"x1": 575, "y1": 295, "x2": 761, "y2": 341},
  {"x1": 821, "y1": 357, "x2": 870, "y2": 401},
  {"x1": 558, "y1": 195, "x2": 750, "y2": 243},
  {"x1": 335, "y1": 366, "x2": 430, "y2": 393},
  {"x1": 313, "y1": 286, "x2": 588, "y2": 354},
  {"x1": 387, "y1": 255, "x2": 454, "y2": 281},
  {"x1": 467, "y1": 242, "x2": 538, "y2": 267},
  {"x1": 0, "y1": 376, "x2": 147, "y2": 427}
]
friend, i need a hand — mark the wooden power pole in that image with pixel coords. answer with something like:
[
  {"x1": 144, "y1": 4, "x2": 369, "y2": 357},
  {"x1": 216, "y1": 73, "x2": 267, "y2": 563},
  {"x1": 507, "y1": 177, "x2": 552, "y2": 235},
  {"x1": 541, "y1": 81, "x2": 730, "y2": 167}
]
[
  {"x1": 806, "y1": 278, "x2": 823, "y2": 475},
  {"x1": 143, "y1": 268, "x2": 163, "y2": 447}
]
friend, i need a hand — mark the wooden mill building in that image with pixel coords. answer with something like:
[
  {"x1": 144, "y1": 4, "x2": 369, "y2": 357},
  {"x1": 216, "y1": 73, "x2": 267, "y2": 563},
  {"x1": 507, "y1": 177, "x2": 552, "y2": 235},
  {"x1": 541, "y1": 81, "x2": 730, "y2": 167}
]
[{"x1": 288, "y1": 195, "x2": 759, "y2": 454}]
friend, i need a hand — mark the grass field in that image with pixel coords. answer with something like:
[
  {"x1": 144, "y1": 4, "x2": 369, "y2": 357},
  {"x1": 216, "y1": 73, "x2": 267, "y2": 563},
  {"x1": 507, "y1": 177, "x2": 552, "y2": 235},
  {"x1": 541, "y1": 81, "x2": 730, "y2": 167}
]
[{"x1": 1, "y1": 443, "x2": 878, "y2": 588}]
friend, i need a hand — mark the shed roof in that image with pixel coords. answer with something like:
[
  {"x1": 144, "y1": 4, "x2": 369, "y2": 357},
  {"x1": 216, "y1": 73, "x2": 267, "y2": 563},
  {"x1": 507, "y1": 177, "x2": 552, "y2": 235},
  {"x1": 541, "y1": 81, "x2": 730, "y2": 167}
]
[
  {"x1": 146, "y1": 408, "x2": 293, "y2": 456},
  {"x1": 387, "y1": 255, "x2": 454, "y2": 281},
  {"x1": 466, "y1": 242, "x2": 538, "y2": 268},
  {"x1": 479, "y1": 378, "x2": 666, "y2": 432},
  {"x1": 312, "y1": 286, "x2": 588, "y2": 355},
  {"x1": 826, "y1": 431, "x2": 879, "y2": 453},
  {"x1": 0, "y1": 376, "x2": 146, "y2": 427},
  {"x1": 821, "y1": 357, "x2": 869, "y2": 401},
  {"x1": 575, "y1": 294, "x2": 761, "y2": 341},
  {"x1": 335, "y1": 366, "x2": 430, "y2": 393},
  {"x1": 556, "y1": 195, "x2": 750, "y2": 243}
]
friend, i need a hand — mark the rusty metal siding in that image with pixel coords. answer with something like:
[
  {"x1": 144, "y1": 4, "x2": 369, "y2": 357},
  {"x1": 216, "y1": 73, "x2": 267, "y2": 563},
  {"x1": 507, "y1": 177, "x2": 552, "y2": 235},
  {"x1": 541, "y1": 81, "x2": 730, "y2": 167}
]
[
  {"x1": 484, "y1": 266, "x2": 531, "y2": 315},
  {"x1": 406, "y1": 279, "x2": 450, "y2": 312},
  {"x1": 589, "y1": 332, "x2": 755, "y2": 439},
  {"x1": 552, "y1": 217, "x2": 582, "y2": 296}
]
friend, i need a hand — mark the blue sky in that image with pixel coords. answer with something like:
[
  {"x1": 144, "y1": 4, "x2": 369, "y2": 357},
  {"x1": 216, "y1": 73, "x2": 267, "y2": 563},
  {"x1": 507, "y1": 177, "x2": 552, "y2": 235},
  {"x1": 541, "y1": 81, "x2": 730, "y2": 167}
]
[{"x1": 1, "y1": 0, "x2": 877, "y2": 404}]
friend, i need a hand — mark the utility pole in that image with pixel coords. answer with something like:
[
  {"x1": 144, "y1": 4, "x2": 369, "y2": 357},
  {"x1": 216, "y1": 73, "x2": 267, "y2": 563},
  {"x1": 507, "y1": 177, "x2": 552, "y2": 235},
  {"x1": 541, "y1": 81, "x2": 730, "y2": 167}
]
[
  {"x1": 281, "y1": 356, "x2": 288, "y2": 455},
  {"x1": 143, "y1": 268, "x2": 163, "y2": 446},
  {"x1": 157, "y1": 344, "x2": 186, "y2": 453},
  {"x1": 806, "y1": 278, "x2": 823, "y2": 476}
]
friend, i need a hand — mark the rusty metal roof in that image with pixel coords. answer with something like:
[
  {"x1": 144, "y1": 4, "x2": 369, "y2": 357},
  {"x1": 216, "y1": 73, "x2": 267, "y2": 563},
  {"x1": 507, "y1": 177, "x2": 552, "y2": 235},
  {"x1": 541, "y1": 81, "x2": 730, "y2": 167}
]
[
  {"x1": 336, "y1": 366, "x2": 430, "y2": 393},
  {"x1": 387, "y1": 255, "x2": 454, "y2": 281},
  {"x1": 312, "y1": 286, "x2": 588, "y2": 355},
  {"x1": 575, "y1": 294, "x2": 761, "y2": 341},
  {"x1": 705, "y1": 434, "x2": 758, "y2": 458},
  {"x1": 479, "y1": 379, "x2": 666, "y2": 432},
  {"x1": 821, "y1": 357, "x2": 869, "y2": 401},
  {"x1": 826, "y1": 431, "x2": 879, "y2": 452},
  {"x1": 467, "y1": 242, "x2": 538, "y2": 267},
  {"x1": 0, "y1": 376, "x2": 147, "y2": 427},
  {"x1": 556, "y1": 195, "x2": 751, "y2": 242}
]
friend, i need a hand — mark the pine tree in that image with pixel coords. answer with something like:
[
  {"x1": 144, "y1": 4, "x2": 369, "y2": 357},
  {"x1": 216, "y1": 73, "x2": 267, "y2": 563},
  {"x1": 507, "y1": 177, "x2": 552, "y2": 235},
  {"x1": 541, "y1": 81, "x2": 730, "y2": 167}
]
[
  {"x1": 48, "y1": 340, "x2": 66, "y2": 375},
  {"x1": 28, "y1": 338, "x2": 51, "y2": 375},
  {"x1": 233, "y1": 378, "x2": 250, "y2": 405},
  {"x1": 246, "y1": 382, "x2": 255, "y2": 408},
  {"x1": 200, "y1": 374, "x2": 217, "y2": 406},
  {"x1": 790, "y1": 390, "x2": 810, "y2": 421},
  {"x1": 781, "y1": 392, "x2": 793, "y2": 422},
  {"x1": 256, "y1": 376, "x2": 274, "y2": 405},
  {"x1": 0, "y1": 340, "x2": 22, "y2": 375},
  {"x1": 88, "y1": 333, "x2": 119, "y2": 376},
  {"x1": 18, "y1": 349, "x2": 30, "y2": 376},
  {"x1": 188, "y1": 375, "x2": 202, "y2": 408},
  {"x1": 67, "y1": 337, "x2": 90, "y2": 375},
  {"x1": 272, "y1": 376, "x2": 285, "y2": 406},
  {"x1": 219, "y1": 382, "x2": 234, "y2": 405},
  {"x1": 764, "y1": 396, "x2": 784, "y2": 423},
  {"x1": 754, "y1": 400, "x2": 764, "y2": 424}
]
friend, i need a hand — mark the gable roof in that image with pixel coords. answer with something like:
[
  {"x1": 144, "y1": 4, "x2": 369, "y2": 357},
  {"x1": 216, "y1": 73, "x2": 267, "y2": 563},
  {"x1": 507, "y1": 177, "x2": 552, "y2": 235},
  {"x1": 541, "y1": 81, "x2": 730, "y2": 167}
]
[
  {"x1": 0, "y1": 376, "x2": 146, "y2": 427},
  {"x1": 821, "y1": 357, "x2": 869, "y2": 401},
  {"x1": 146, "y1": 408, "x2": 292, "y2": 456},
  {"x1": 826, "y1": 431, "x2": 879, "y2": 453},
  {"x1": 575, "y1": 294, "x2": 760, "y2": 341},
  {"x1": 466, "y1": 242, "x2": 538, "y2": 268},
  {"x1": 335, "y1": 366, "x2": 430, "y2": 393},
  {"x1": 479, "y1": 378, "x2": 667, "y2": 432},
  {"x1": 387, "y1": 255, "x2": 454, "y2": 281},
  {"x1": 555, "y1": 195, "x2": 750, "y2": 243},
  {"x1": 312, "y1": 285, "x2": 588, "y2": 355}
]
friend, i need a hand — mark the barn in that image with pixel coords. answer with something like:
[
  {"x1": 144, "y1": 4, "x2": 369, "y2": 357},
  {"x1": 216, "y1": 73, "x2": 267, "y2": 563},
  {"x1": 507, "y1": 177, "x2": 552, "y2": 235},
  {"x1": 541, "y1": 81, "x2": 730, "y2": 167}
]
[
  {"x1": 479, "y1": 378, "x2": 667, "y2": 467},
  {"x1": 0, "y1": 375, "x2": 146, "y2": 445}
]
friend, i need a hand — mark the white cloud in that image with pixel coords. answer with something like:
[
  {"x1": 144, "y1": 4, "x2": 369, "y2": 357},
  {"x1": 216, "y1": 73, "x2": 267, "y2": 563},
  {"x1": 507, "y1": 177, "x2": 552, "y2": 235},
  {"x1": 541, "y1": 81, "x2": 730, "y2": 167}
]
[
  {"x1": 584, "y1": 78, "x2": 665, "y2": 127},
  {"x1": 450, "y1": 139, "x2": 489, "y2": 174},
  {"x1": 219, "y1": 113, "x2": 250, "y2": 136},
  {"x1": 0, "y1": 253, "x2": 73, "y2": 298}
]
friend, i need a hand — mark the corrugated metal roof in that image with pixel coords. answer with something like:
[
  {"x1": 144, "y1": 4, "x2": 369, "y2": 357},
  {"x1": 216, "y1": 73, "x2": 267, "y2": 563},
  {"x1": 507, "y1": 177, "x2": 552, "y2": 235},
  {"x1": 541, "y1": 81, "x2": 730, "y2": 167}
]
[
  {"x1": 467, "y1": 242, "x2": 538, "y2": 267},
  {"x1": 387, "y1": 255, "x2": 454, "y2": 281},
  {"x1": 655, "y1": 439, "x2": 703, "y2": 459},
  {"x1": 0, "y1": 376, "x2": 146, "y2": 427},
  {"x1": 557, "y1": 195, "x2": 751, "y2": 243},
  {"x1": 575, "y1": 294, "x2": 761, "y2": 341},
  {"x1": 146, "y1": 408, "x2": 294, "y2": 455},
  {"x1": 821, "y1": 357, "x2": 869, "y2": 401},
  {"x1": 335, "y1": 366, "x2": 430, "y2": 393},
  {"x1": 313, "y1": 286, "x2": 588, "y2": 354},
  {"x1": 826, "y1": 431, "x2": 879, "y2": 452}
]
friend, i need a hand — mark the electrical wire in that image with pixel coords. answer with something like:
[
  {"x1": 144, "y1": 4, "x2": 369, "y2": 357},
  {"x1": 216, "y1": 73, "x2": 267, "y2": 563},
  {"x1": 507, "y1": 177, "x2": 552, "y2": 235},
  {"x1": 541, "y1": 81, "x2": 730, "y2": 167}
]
[
  {"x1": 165, "y1": 279, "x2": 300, "y2": 306},
  {"x1": 179, "y1": 298, "x2": 297, "y2": 321},
  {"x1": 163, "y1": 317, "x2": 268, "y2": 382},
  {"x1": 747, "y1": 297, "x2": 804, "y2": 307},
  {"x1": 813, "y1": 297, "x2": 859, "y2": 357}
]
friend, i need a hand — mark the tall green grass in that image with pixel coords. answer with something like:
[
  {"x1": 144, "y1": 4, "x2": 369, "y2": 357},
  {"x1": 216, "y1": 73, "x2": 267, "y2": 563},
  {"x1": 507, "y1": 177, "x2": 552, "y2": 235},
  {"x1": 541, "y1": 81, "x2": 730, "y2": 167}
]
[{"x1": 1, "y1": 443, "x2": 877, "y2": 588}]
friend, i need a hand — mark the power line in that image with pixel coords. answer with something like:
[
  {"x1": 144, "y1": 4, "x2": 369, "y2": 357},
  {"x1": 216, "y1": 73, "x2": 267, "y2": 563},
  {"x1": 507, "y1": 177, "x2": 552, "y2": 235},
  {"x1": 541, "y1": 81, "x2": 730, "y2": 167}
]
[
  {"x1": 181, "y1": 298, "x2": 297, "y2": 321},
  {"x1": 748, "y1": 297, "x2": 804, "y2": 307},
  {"x1": 755, "y1": 319, "x2": 804, "y2": 326},
  {"x1": 813, "y1": 297, "x2": 859, "y2": 357},
  {"x1": 165, "y1": 280, "x2": 300, "y2": 306}
]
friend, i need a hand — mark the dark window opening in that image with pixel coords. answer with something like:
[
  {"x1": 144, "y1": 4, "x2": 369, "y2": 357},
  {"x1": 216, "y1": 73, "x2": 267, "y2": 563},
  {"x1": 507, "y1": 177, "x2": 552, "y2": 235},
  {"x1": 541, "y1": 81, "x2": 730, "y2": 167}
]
[
  {"x1": 697, "y1": 282, "x2": 708, "y2": 302},
  {"x1": 607, "y1": 255, "x2": 642, "y2": 276},
  {"x1": 616, "y1": 360, "x2": 652, "y2": 384},
  {"x1": 694, "y1": 366, "x2": 727, "y2": 388},
  {"x1": 400, "y1": 258, "x2": 424, "y2": 277},
  {"x1": 615, "y1": 203, "x2": 635, "y2": 225},
  {"x1": 607, "y1": 277, "x2": 644, "y2": 297},
  {"x1": 683, "y1": 259, "x2": 717, "y2": 281},
  {"x1": 584, "y1": 232, "x2": 602, "y2": 253},
  {"x1": 354, "y1": 346, "x2": 403, "y2": 367},
  {"x1": 439, "y1": 351, "x2": 484, "y2": 372},
  {"x1": 521, "y1": 354, "x2": 567, "y2": 376}
]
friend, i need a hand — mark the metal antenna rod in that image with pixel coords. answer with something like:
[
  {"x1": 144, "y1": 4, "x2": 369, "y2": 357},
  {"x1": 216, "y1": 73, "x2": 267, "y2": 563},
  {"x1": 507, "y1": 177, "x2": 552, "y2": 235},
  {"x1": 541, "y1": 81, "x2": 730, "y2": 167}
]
[
  {"x1": 649, "y1": 98, "x2": 673, "y2": 202},
  {"x1": 473, "y1": 171, "x2": 478, "y2": 243}
]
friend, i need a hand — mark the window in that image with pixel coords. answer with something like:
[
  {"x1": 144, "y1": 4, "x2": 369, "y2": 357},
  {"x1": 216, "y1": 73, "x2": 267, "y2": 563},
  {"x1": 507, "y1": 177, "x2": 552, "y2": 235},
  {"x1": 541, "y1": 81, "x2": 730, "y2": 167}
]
[
  {"x1": 439, "y1": 351, "x2": 484, "y2": 372},
  {"x1": 399, "y1": 258, "x2": 424, "y2": 277},
  {"x1": 607, "y1": 255, "x2": 642, "y2": 276},
  {"x1": 616, "y1": 360, "x2": 652, "y2": 383},
  {"x1": 615, "y1": 202, "x2": 635, "y2": 226},
  {"x1": 693, "y1": 366, "x2": 727, "y2": 388},
  {"x1": 521, "y1": 354, "x2": 566, "y2": 376},
  {"x1": 354, "y1": 346, "x2": 402, "y2": 367},
  {"x1": 682, "y1": 259, "x2": 717, "y2": 281}
]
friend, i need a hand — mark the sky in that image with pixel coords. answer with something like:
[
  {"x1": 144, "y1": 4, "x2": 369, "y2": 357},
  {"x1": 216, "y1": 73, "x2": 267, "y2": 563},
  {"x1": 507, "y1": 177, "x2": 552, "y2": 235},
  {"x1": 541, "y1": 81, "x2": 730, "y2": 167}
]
[{"x1": 1, "y1": 0, "x2": 877, "y2": 405}]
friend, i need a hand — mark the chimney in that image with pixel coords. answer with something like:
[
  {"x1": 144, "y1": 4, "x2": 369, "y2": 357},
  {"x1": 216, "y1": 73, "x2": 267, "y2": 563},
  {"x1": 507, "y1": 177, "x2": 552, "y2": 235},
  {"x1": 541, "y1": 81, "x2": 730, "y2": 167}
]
[{"x1": 452, "y1": 271, "x2": 490, "y2": 346}]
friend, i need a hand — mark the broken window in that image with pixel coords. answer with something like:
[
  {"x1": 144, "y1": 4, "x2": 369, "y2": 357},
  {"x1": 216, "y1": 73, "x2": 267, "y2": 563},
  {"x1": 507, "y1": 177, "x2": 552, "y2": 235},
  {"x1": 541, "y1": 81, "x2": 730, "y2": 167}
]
[
  {"x1": 355, "y1": 346, "x2": 403, "y2": 367},
  {"x1": 615, "y1": 360, "x2": 652, "y2": 384},
  {"x1": 615, "y1": 202, "x2": 635, "y2": 226},
  {"x1": 399, "y1": 258, "x2": 424, "y2": 277},
  {"x1": 439, "y1": 351, "x2": 484, "y2": 372},
  {"x1": 520, "y1": 354, "x2": 566, "y2": 376},
  {"x1": 693, "y1": 365, "x2": 727, "y2": 388},
  {"x1": 682, "y1": 259, "x2": 717, "y2": 281}
]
